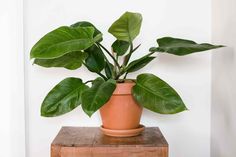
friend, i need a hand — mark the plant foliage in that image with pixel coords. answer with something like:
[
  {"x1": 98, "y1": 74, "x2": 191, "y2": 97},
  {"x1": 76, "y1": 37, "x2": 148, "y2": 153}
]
[{"x1": 30, "y1": 12, "x2": 223, "y2": 117}]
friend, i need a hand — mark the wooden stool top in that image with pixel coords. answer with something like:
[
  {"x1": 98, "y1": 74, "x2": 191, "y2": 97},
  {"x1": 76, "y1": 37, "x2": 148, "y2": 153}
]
[
  {"x1": 51, "y1": 127, "x2": 168, "y2": 157},
  {"x1": 52, "y1": 127, "x2": 168, "y2": 147}
]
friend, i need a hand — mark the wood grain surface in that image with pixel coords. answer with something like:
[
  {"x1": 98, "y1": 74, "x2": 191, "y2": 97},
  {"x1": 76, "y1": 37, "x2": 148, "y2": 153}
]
[{"x1": 51, "y1": 127, "x2": 168, "y2": 157}]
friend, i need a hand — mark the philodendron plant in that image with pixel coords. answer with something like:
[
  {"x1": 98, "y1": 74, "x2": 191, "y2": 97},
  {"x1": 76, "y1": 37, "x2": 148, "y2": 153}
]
[{"x1": 30, "y1": 12, "x2": 223, "y2": 117}]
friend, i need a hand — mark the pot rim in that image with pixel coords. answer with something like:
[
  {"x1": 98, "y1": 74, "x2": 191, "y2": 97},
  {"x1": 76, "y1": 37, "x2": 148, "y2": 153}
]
[
  {"x1": 116, "y1": 79, "x2": 135, "y2": 83},
  {"x1": 113, "y1": 81, "x2": 135, "y2": 95}
]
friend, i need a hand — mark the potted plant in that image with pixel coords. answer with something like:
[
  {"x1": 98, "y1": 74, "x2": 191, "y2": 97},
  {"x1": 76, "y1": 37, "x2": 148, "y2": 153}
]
[{"x1": 30, "y1": 12, "x2": 223, "y2": 137}]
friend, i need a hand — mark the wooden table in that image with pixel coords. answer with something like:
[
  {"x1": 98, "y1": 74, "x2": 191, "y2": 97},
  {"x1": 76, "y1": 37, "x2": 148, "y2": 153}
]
[{"x1": 51, "y1": 127, "x2": 168, "y2": 157}]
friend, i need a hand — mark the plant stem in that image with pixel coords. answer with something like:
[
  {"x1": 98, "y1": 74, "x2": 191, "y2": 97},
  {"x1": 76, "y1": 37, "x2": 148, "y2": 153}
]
[
  {"x1": 132, "y1": 44, "x2": 141, "y2": 53},
  {"x1": 113, "y1": 52, "x2": 119, "y2": 77},
  {"x1": 82, "y1": 62, "x2": 107, "y2": 80},
  {"x1": 96, "y1": 44, "x2": 116, "y2": 79},
  {"x1": 123, "y1": 43, "x2": 141, "y2": 66},
  {"x1": 123, "y1": 42, "x2": 133, "y2": 66},
  {"x1": 142, "y1": 51, "x2": 155, "y2": 58},
  {"x1": 123, "y1": 72, "x2": 128, "y2": 79},
  {"x1": 97, "y1": 43, "x2": 121, "y2": 69},
  {"x1": 97, "y1": 72, "x2": 107, "y2": 80},
  {"x1": 85, "y1": 80, "x2": 93, "y2": 84},
  {"x1": 116, "y1": 50, "x2": 156, "y2": 80},
  {"x1": 111, "y1": 48, "x2": 117, "y2": 73},
  {"x1": 115, "y1": 69, "x2": 125, "y2": 80}
]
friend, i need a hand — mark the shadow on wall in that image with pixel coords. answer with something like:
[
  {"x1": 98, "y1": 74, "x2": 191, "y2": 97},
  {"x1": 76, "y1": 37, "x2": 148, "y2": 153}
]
[{"x1": 211, "y1": 47, "x2": 236, "y2": 157}]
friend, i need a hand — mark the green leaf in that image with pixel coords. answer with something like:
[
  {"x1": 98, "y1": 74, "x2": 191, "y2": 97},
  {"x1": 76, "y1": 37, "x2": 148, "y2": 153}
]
[
  {"x1": 30, "y1": 26, "x2": 102, "y2": 59},
  {"x1": 81, "y1": 78, "x2": 116, "y2": 117},
  {"x1": 108, "y1": 12, "x2": 142, "y2": 42},
  {"x1": 71, "y1": 21, "x2": 103, "y2": 42},
  {"x1": 132, "y1": 73, "x2": 187, "y2": 114},
  {"x1": 104, "y1": 62, "x2": 114, "y2": 79},
  {"x1": 112, "y1": 40, "x2": 130, "y2": 56},
  {"x1": 41, "y1": 77, "x2": 88, "y2": 117},
  {"x1": 126, "y1": 56, "x2": 155, "y2": 73},
  {"x1": 150, "y1": 37, "x2": 224, "y2": 56},
  {"x1": 84, "y1": 45, "x2": 105, "y2": 72},
  {"x1": 34, "y1": 51, "x2": 88, "y2": 70}
]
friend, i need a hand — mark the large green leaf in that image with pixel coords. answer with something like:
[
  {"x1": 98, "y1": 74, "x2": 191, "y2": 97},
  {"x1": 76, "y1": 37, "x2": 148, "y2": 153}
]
[
  {"x1": 71, "y1": 21, "x2": 103, "y2": 42},
  {"x1": 132, "y1": 73, "x2": 187, "y2": 114},
  {"x1": 81, "y1": 78, "x2": 116, "y2": 117},
  {"x1": 41, "y1": 77, "x2": 88, "y2": 117},
  {"x1": 34, "y1": 51, "x2": 88, "y2": 70},
  {"x1": 30, "y1": 26, "x2": 102, "y2": 59},
  {"x1": 149, "y1": 37, "x2": 224, "y2": 56},
  {"x1": 84, "y1": 45, "x2": 105, "y2": 72},
  {"x1": 104, "y1": 62, "x2": 114, "y2": 79},
  {"x1": 108, "y1": 12, "x2": 142, "y2": 42},
  {"x1": 126, "y1": 56, "x2": 155, "y2": 73},
  {"x1": 112, "y1": 40, "x2": 130, "y2": 56}
]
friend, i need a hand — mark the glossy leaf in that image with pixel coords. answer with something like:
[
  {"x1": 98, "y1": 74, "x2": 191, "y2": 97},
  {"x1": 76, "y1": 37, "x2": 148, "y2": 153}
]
[
  {"x1": 41, "y1": 77, "x2": 88, "y2": 117},
  {"x1": 150, "y1": 37, "x2": 224, "y2": 56},
  {"x1": 30, "y1": 26, "x2": 102, "y2": 59},
  {"x1": 108, "y1": 12, "x2": 142, "y2": 42},
  {"x1": 71, "y1": 21, "x2": 103, "y2": 41},
  {"x1": 104, "y1": 62, "x2": 114, "y2": 79},
  {"x1": 126, "y1": 56, "x2": 155, "y2": 73},
  {"x1": 132, "y1": 73, "x2": 187, "y2": 114},
  {"x1": 34, "y1": 51, "x2": 87, "y2": 70},
  {"x1": 112, "y1": 40, "x2": 129, "y2": 56},
  {"x1": 84, "y1": 45, "x2": 105, "y2": 72},
  {"x1": 81, "y1": 78, "x2": 116, "y2": 117}
]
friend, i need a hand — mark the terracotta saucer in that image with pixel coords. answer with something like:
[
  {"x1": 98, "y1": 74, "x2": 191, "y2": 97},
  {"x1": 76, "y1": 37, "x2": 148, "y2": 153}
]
[{"x1": 100, "y1": 125, "x2": 145, "y2": 137}]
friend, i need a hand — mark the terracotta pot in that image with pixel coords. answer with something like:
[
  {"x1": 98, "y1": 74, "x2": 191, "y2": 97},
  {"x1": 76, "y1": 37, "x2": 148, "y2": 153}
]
[{"x1": 99, "y1": 81, "x2": 143, "y2": 130}]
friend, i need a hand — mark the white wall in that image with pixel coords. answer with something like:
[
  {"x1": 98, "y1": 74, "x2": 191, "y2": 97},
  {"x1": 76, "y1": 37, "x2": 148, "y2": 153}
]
[
  {"x1": 24, "y1": 0, "x2": 212, "y2": 157},
  {"x1": 211, "y1": 0, "x2": 236, "y2": 157},
  {"x1": 0, "y1": 0, "x2": 25, "y2": 157}
]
